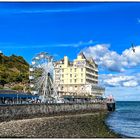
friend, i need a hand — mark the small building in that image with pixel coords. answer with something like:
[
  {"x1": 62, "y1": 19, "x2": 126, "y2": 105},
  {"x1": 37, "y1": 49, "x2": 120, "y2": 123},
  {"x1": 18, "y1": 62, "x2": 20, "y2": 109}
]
[{"x1": 53, "y1": 53, "x2": 105, "y2": 98}]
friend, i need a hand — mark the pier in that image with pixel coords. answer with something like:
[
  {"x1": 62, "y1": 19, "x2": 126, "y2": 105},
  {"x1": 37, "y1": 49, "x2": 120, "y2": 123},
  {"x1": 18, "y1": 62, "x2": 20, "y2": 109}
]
[{"x1": 106, "y1": 97, "x2": 116, "y2": 111}]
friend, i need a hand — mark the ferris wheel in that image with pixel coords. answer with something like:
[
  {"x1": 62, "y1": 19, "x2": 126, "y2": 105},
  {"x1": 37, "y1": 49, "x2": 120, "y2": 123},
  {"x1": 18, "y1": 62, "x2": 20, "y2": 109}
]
[{"x1": 29, "y1": 52, "x2": 60, "y2": 102}]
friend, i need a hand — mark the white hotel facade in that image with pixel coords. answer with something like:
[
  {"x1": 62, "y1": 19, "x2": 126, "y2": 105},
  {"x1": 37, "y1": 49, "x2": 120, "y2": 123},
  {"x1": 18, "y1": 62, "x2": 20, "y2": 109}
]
[{"x1": 54, "y1": 53, "x2": 105, "y2": 98}]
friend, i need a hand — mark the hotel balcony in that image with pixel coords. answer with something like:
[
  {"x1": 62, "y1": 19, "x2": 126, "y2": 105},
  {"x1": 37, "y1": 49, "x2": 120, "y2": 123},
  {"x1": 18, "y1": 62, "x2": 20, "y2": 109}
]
[
  {"x1": 86, "y1": 71, "x2": 97, "y2": 77},
  {"x1": 85, "y1": 66, "x2": 98, "y2": 72}
]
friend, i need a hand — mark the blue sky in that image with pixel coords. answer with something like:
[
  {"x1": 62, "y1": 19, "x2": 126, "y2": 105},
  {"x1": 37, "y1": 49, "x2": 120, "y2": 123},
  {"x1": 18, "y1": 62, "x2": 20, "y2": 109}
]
[{"x1": 1, "y1": 2, "x2": 140, "y2": 101}]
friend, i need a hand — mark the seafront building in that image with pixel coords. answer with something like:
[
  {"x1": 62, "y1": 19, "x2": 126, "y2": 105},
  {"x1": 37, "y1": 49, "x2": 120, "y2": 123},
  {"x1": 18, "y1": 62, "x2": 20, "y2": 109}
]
[{"x1": 53, "y1": 53, "x2": 105, "y2": 98}]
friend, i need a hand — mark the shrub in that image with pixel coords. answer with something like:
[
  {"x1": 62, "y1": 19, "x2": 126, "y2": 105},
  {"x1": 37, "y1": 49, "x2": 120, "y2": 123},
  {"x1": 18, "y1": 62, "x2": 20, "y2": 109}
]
[{"x1": 12, "y1": 85, "x2": 24, "y2": 91}]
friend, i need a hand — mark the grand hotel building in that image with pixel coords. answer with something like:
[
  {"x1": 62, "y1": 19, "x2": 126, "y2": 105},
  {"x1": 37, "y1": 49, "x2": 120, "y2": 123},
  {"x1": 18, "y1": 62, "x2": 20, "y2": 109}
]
[{"x1": 53, "y1": 53, "x2": 105, "y2": 98}]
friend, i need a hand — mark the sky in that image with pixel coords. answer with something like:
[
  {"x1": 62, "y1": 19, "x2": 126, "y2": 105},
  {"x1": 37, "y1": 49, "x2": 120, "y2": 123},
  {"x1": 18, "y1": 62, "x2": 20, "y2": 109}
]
[{"x1": 0, "y1": 2, "x2": 140, "y2": 101}]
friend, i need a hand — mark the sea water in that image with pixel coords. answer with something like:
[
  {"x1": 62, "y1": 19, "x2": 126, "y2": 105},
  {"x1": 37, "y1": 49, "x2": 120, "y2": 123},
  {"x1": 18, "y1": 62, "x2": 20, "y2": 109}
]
[{"x1": 106, "y1": 101, "x2": 140, "y2": 138}]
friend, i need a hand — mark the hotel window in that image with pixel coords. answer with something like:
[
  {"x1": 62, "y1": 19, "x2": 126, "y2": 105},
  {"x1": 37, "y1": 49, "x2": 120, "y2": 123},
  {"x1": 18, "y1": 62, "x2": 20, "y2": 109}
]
[
  {"x1": 62, "y1": 69, "x2": 64, "y2": 72},
  {"x1": 81, "y1": 68, "x2": 83, "y2": 72},
  {"x1": 75, "y1": 79, "x2": 77, "y2": 83},
  {"x1": 61, "y1": 86, "x2": 64, "y2": 90},
  {"x1": 70, "y1": 79, "x2": 72, "y2": 83},
  {"x1": 56, "y1": 69, "x2": 59, "y2": 73},
  {"x1": 70, "y1": 68, "x2": 72, "y2": 72},
  {"x1": 75, "y1": 68, "x2": 76, "y2": 72},
  {"x1": 70, "y1": 86, "x2": 72, "y2": 91},
  {"x1": 81, "y1": 73, "x2": 83, "y2": 77},
  {"x1": 62, "y1": 74, "x2": 64, "y2": 78},
  {"x1": 81, "y1": 79, "x2": 83, "y2": 82},
  {"x1": 70, "y1": 74, "x2": 72, "y2": 77}
]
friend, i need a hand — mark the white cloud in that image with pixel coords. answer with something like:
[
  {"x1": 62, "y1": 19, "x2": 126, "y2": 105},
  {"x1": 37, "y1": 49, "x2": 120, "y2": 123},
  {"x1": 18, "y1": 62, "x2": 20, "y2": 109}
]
[
  {"x1": 122, "y1": 80, "x2": 138, "y2": 87},
  {"x1": 122, "y1": 47, "x2": 140, "y2": 67},
  {"x1": 99, "y1": 73, "x2": 140, "y2": 87},
  {"x1": 0, "y1": 6, "x2": 100, "y2": 14},
  {"x1": 83, "y1": 44, "x2": 140, "y2": 72},
  {"x1": 137, "y1": 18, "x2": 140, "y2": 23},
  {"x1": 0, "y1": 40, "x2": 97, "y2": 49},
  {"x1": 0, "y1": 8, "x2": 82, "y2": 14},
  {"x1": 83, "y1": 44, "x2": 140, "y2": 88},
  {"x1": 105, "y1": 86, "x2": 140, "y2": 101}
]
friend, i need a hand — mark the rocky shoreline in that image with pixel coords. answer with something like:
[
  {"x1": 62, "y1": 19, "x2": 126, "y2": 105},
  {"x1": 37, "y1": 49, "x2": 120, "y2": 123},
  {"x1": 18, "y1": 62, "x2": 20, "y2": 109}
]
[{"x1": 0, "y1": 112, "x2": 120, "y2": 138}]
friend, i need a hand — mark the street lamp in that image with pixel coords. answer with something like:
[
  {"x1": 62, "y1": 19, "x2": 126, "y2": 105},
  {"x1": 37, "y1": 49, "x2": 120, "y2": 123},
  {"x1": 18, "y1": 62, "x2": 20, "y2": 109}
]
[{"x1": 17, "y1": 94, "x2": 18, "y2": 104}]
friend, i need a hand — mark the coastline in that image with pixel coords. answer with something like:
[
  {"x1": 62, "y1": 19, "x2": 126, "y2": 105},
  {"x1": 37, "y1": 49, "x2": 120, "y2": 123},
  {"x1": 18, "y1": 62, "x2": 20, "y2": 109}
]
[
  {"x1": 104, "y1": 113, "x2": 123, "y2": 138},
  {"x1": 0, "y1": 111, "x2": 120, "y2": 138}
]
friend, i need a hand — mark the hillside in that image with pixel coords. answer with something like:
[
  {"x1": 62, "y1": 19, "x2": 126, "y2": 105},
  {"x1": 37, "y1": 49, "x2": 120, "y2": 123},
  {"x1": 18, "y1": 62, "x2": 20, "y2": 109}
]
[{"x1": 0, "y1": 52, "x2": 29, "y2": 89}]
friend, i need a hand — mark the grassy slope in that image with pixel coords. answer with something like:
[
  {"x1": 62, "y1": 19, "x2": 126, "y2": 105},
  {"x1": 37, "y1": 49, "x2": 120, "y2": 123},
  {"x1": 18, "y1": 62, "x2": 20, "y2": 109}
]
[{"x1": 0, "y1": 54, "x2": 29, "y2": 87}]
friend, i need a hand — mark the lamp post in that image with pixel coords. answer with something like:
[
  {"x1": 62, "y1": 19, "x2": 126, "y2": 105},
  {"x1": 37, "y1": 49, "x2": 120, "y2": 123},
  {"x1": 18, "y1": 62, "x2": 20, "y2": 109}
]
[{"x1": 17, "y1": 94, "x2": 18, "y2": 104}]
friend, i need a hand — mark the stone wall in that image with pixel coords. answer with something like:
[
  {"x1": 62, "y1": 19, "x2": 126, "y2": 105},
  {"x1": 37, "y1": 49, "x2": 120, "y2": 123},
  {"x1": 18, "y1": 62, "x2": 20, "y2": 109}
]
[{"x1": 0, "y1": 103, "x2": 107, "y2": 121}]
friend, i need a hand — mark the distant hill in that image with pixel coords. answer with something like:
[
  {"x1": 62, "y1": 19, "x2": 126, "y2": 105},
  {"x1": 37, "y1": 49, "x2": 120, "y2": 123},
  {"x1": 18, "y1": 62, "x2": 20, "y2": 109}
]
[{"x1": 0, "y1": 52, "x2": 29, "y2": 87}]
